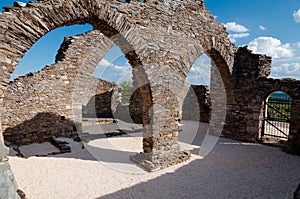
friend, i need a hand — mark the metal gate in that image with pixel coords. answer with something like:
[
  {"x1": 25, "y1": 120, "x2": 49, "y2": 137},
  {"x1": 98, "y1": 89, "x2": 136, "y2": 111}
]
[{"x1": 263, "y1": 95, "x2": 291, "y2": 140}]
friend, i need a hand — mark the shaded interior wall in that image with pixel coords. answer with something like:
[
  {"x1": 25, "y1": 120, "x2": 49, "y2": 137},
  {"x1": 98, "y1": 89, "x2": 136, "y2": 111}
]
[
  {"x1": 129, "y1": 85, "x2": 211, "y2": 124},
  {"x1": 129, "y1": 86, "x2": 144, "y2": 124},
  {"x1": 2, "y1": 65, "x2": 76, "y2": 146},
  {"x1": 182, "y1": 85, "x2": 211, "y2": 122},
  {"x1": 82, "y1": 81, "x2": 122, "y2": 118},
  {"x1": 2, "y1": 64, "x2": 118, "y2": 146}
]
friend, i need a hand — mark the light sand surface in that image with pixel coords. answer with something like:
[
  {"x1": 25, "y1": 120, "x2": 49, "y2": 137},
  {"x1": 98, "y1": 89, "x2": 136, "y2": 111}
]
[{"x1": 8, "y1": 121, "x2": 300, "y2": 198}]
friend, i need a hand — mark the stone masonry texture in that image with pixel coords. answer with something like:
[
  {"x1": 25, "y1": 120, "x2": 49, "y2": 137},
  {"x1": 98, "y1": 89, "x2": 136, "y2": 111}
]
[
  {"x1": 2, "y1": 31, "x2": 122, "y2": 146},
  {"x1": 0, "y1": 0, "x2": 299, "y2": 194}
]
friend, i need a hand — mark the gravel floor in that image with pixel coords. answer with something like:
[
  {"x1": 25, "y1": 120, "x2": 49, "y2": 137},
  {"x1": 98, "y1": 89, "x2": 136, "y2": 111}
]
[{"x1": 8, "y1": 121, "x2": 300, "y2": 199}]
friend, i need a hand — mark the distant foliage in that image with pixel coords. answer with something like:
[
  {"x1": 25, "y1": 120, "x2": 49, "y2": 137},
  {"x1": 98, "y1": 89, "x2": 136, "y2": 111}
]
[
  {"x1": 119, "y1": 80, "x2": 133, "y2": 104},
  {"x1": 267, "y1": 97, "x2": 291, "y2": 122}
]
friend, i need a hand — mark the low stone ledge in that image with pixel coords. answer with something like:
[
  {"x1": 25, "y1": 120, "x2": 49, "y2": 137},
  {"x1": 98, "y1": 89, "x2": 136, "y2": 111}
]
[{"x1": 130, "y1": 151, "x2": 191, "y2": 172}]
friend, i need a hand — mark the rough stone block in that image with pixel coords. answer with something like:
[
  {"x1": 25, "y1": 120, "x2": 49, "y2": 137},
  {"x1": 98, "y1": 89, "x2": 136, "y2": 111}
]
[{"x1": 0, "y1": 162, "x2": 19, "y2": 199}]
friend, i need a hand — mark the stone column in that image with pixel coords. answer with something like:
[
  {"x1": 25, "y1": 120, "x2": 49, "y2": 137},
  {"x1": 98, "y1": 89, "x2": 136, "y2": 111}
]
[
  {"x1": 209, "y1": 60, "x2": 227, "y2": 137},
  {"x1": 130, "y1": 63, "x2": 191, "y2": 171},
  {"x1": 289, "y1": 99, "x2": 300, "y2": 155}
]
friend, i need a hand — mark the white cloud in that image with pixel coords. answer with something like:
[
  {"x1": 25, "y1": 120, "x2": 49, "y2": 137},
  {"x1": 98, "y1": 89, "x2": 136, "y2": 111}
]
[
  {"x1": 98, "y1": 59, "x2": 112, "y2": 67},
  {"x1": 111, "y1": 62, "x2": 130, "y2": 71},
  {"x1": 259, "y1": 25, "x2": 266, "y2": 31},
  {"x1": 297, "y1": 42, "x2": 300, "y2": 48},
  {"x1": 223, "y1": 22, "x2": 250, "y2": 43},
  {"x1": 248, "y1": 37, "x2": 294, "y2": 59},
  {"x1": 230, "y1": 33, "x2": 250, "y2": 39},
  {"x1": 93, "y1": 59, "x2": 132, "y2": 83},
  {"x1": 270, "y1": 62, "x2": 300, "y2": 79},
  {"x1": 293, "y1": 9, "x2": 300, "y2": 23},
  {"x1": 224, "y1": 22, "x2": 249, "y2": 33},
  {"x1": 187, "y1": 55, "x2": 211, "y2": 85},
  {"x1": 228, "y1": 33, "x2": 250, "y2": 43}
]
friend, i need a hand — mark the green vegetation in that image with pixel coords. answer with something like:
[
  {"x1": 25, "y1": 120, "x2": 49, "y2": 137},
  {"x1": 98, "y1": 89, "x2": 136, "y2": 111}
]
[
  {"x1": 119, "y1": 80, "x2": 133, "y2": 104},
  {"x1": 267, "y1": 99, "x2": 291, "y2": 122}
]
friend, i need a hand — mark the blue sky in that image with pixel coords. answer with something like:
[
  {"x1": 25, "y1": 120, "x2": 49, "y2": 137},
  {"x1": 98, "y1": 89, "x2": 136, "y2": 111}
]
[
  {"x1": 205, "y1": 0, "x2": 300, "y2": 80},
  {"x1": 1, "y1": 0, "x2": 300, "y2": 83}
]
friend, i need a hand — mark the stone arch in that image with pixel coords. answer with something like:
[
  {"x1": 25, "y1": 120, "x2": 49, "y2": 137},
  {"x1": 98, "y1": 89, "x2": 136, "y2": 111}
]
[
  {"x1": 128, "y1": 38, "x2": 238, "y2": 126},
  {"x1": 0, "y1": 0, "x2": 145, "y2": 84},
  {"x1": 2, "y1": 30, "x2": 129, "y2": 146},
  {"x1": 262, "y1": 88, "x2": 296, "y2": 103},
  {"x1": 163, "y1": 34, "x2": 236, "y2": 112},
  {"x1": 0, "y1": 1, "x2": 154, "y2": 191},
  {"x1": 207, "y1": 48, "x2": 236, "y2": 104},
  {"x1": 0, "y1": 0, "x2": 244, "y2": 185},
  {"x1": 171, "y1": 40, "x2": 237, "y2": 138},
  {"x1": 0, "y1": 0, "x2": 155, "y2": 139}
]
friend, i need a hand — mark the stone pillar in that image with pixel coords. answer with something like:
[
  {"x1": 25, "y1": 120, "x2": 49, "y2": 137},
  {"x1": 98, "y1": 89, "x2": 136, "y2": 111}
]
[
  {"x1": 288, "y1": 100, "x2": 300, "y2": 154},
  {"x1": 209, "y1": 60, "x2": 226, "y2": 137},
  {"x1": 130, "y1": 64, "x2": 191, "y2": 171}
]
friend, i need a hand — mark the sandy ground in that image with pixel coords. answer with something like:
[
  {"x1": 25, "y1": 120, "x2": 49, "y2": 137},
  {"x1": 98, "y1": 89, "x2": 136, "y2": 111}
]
[{"x1": 8, "y1": 121, "x2": 300, "y2": 199}]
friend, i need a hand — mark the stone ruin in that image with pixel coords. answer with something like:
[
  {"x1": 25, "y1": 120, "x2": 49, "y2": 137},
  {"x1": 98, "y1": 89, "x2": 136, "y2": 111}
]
[
  {"x1": 0, "y1": 0, "x2": 299, "y2": 197},
  {"x1": 2, "y1": 30, "x2": 123, "y2": 146}
]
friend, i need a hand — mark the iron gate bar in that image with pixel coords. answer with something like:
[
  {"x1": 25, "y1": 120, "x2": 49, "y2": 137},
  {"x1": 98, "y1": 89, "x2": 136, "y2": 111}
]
[
  {"x1": 264, "y1": 120, "x2": 288, "y2": 137},
  {"x1": 263, "y1": 95, "x2": 291, "y2": 139},
  {"x1": 266, "y1": 102, "x2": 291, "y2": 122}
]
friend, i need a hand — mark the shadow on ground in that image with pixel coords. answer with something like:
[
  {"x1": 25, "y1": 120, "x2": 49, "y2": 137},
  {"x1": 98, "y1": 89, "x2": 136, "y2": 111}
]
[{"x1": 100, "y1": 137, "x2": 300, "y2": 198}]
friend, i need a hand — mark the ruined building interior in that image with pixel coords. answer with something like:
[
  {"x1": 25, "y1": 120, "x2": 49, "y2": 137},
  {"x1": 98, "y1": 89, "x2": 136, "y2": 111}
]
[{"x1": 0, "y1": 0, "x2": 299, "y2": 197}]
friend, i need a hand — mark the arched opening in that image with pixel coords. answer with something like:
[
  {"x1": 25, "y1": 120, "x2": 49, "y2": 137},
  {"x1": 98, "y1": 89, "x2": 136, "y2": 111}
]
[
  {"x1": 178, "y1": 54, "x2": 213, "y2": 153},
  {"x1": 2, "y1": 24, "x2": 94, "y2": 146},
  {"x1": 4, "y1": 28, "x2": 147, "y2": 157},
  {"x1": 92, "y1": 45, "x2": 133, "y2": 105},
  {"x1": 11, "y1": 24, "x2": 92, "y2": 80},
  {"x1": 0, "y1": 0, "x2": 153, "y2": 178},
  {"x1": 0, "y1": 0, "x2": 153, "y2": 140},
  {"x1": 178, "y1": 47, "x2": 235, "y2": 157},
  {"x1": 75, "y1": 43, "x2": 145, "y2": 173},
  {"x1": 81, "y1": 45, "x2": 133, "y2": 119},
  {"x1": 261, "y1": 91, "x2": 292, "y2": 143},
  {"x1": 182, "y1": 54, "x2": 211, "y2": 123}
]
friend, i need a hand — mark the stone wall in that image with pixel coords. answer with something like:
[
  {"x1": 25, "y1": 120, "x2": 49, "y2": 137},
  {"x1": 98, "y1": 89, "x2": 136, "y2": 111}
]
[
  {"x1": 82, "y1": 81, "x2": 122, "y2": 118},
  {"x1": 223, "y1": 47, "x2": 300, "y2": 155},
  {"x1": 126, "y1": 44, "x2": 300, "y2": 155},
  {"x1": 0, "y1": 0, "x2": 297, "y2": 171},
  {"x1": 0, "y1": 3, "x2": 298, "y2": 196},
  {"x1": 182, "y1": 85, "x2": 211, "y2": 122},
  {"x1": 223, "y1": 46, "x2": 272, "y2": 141},
  {"x1": 3, "y1": 69, "x2": 120, "y2": 146},
  {"x1": 1, "y1": 0, "x2": 298, "y2": 184},
  {"x1": 128, "y1": 86, "x2": 146, "y2": 124},
  {"x1": 2, "y1": 31, "x2": 120, "y2": 146}
]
